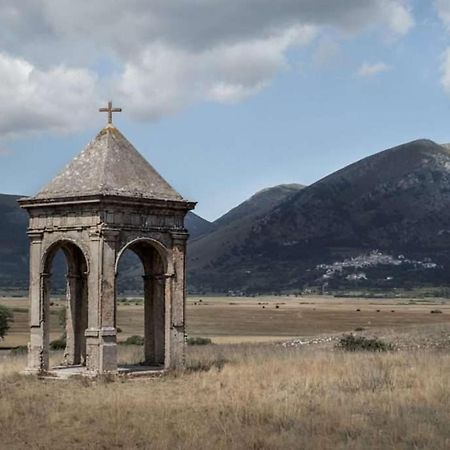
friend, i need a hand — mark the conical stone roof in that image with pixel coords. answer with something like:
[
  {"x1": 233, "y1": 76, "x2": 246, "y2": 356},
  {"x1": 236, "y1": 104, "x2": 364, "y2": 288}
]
[{"x1": 34, "y1": 124, "x2": 183, "y2": 202}]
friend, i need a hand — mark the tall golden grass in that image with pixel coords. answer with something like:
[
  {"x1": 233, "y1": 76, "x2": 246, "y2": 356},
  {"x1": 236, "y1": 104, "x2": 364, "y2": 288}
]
[{"x1": 1, "y1": 344, "x2": 450, "y2": 449}]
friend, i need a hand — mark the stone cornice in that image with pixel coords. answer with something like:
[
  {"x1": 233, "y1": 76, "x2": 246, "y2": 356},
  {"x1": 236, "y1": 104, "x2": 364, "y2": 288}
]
[{"x1": 18, "y1": 194, "x2": 196, "y2": 212}]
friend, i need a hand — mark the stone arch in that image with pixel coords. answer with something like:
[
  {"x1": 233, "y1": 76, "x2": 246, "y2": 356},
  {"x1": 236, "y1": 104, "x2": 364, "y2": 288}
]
[
  {"x1": 41, "y1": 239, "x2": 89, "y2": 367},
  {"x1": 41, "y1": 238, "x2": 90, "y2": 276},
  {"x1": 115, "y1": 237, "x2": 171, "y2": 275},
  {"x1": 115, "y1": 237, "x2": 172, "y2": 366}
]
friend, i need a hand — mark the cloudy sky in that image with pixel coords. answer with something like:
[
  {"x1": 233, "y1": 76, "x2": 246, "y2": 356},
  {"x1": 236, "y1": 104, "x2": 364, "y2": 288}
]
[{"x1": 0, "y1": 0, "x2": 450, "y2": 219}]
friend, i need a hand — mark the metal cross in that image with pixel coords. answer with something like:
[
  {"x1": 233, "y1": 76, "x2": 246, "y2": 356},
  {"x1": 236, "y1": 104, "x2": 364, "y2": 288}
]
[{"x1": 99, "y1": 101, "x2": 122, "y2": 124}]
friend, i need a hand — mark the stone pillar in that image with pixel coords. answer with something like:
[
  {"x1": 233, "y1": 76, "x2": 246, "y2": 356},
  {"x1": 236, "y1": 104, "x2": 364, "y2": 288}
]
[
  {"x1": 143, "y1": 274, "x2": 155, "y2": 364},
  {"x1": 168, "y1": 232, "x2": 188, "y2": 369},
  {"x1": 64, "y1": 274, "x2": 78, "y2": 365},
  {"x1": 98, "y1": 229, "x2": 119, "y2": 373},
  {"x1": 153, "y1": 274, "x2": 166, "y2": 365},
  {"x1": 80, "y1": 272, "x2": 88, "y2": 364},
  {"x1": 27, "y1": 232, "x2": 50, "y2": 374},
  {"x1": 143, "y1": 254, "x2": 165, "y2": 366},
  {"x1": 85, "y1": 228, "x2": 119, "y2": 374},
  {"x1": 64, "y1": 272, "x2": 88, "y2": 365},
  {"x1": 85, "y1": 228, "x2": 101, "y2": 372}
]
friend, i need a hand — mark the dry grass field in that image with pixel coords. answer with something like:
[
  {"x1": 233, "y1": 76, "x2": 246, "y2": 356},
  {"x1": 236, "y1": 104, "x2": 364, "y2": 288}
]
[
  {"x1": 1, "y1": 295, "x2": 450, "y2": 347},
  {"x1": 1, "y1": 344, "x2": 450, "y2": 449},
  {"x1": 1, "y1": 295, "x2": 450, "y2": 449}
]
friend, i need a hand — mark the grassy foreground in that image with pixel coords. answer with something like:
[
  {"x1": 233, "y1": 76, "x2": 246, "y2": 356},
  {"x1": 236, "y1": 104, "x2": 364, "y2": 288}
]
[{"x1": 1, "y1": 344, "x2": 450, "y2": 449}]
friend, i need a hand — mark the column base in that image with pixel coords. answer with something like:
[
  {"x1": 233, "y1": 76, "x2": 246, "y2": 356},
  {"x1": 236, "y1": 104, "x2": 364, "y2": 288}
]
[
  {"x1": 85, "y1": 327, "x2": 118, "y2": 374},
  {"x1": 27, "y1": 338, "x2": 49, "y2": 374},
  {"x1": 167, "y1": 325, "x2": 185, "y2": 370}
]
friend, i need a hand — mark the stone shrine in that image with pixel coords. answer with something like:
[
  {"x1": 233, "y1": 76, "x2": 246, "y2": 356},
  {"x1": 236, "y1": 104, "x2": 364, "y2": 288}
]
[{"x1": 19, "y1": 103, "x2": 195, "y2": 375}]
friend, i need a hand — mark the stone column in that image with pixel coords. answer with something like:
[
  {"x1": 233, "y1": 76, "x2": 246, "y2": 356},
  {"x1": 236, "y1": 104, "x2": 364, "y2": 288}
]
[
  {"x1": 85, "y1": 228, "x2": 101, "y2": 372},
  {"x1": 98, "y1": 229, "x2": 119, "y2": 373},
  {"x1": 27, "y1": 231, "x2": 52, "y2": 373},
  {"x1": 143, "y1": 252, "x2": 165, "y2": 366},
  {"x1": 64, "y1": 271, "x2": 87, "y2": 365},
  {"x1": 168, "y1": 232, "x2": 188, "y2": 369},
  {"x1": 64, "y1": 274, "x2": 78, "y2": 365},
  {"x1": 85, "y1": 227, "x2": 119, "y2": 374},
  {"x1": 80, "y1": 272, "x2": 88, "y2": 364},
  {"x1": 143, "y1": 274, "x2": 155, "y2": 364},
  {"x1": 153, "y1": 274, "x2": 166, "y2": 365}
]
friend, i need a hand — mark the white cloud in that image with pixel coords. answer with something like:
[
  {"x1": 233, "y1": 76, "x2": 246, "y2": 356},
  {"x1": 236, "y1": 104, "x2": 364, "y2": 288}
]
[
  {"x1": 356, "y1": 62, "x2": 390, "y2": 77},
  {"x1": 313, "y1": 37, "x2": 342, "y2": 67},
  {"x1": 0, "y1": 53, "x2": 98, "y2": 137},
  {"x1": 0, "y1": 0, "x2": 414, "y2": 136},
  {"x1": 440, "y1": 47, "x2": 450, "y2": 94},
  {"x1": 435, "y1": 2, "x2": 450, "y2": 95},
  {"x1": 382, "y1": 0, "x2": 414, "y2": 35},
  {"x1": 118, "y1": 26, "x2": 317, "y2": 119},
  {"x1": 0, "y1": 146, "x2": 12, "y2": 157},
  {"x1": 435, "y1": 0, "x2": 450, "y2": 29}
]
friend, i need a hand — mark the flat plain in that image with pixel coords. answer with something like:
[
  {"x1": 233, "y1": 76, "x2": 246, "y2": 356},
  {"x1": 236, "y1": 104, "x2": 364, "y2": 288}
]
[
  {"x1": 1, "y1": 295, "x2": 450, "y2": 449},
  {"x1": 1, "y1": 294, "x2": 450, "y2": 348}
]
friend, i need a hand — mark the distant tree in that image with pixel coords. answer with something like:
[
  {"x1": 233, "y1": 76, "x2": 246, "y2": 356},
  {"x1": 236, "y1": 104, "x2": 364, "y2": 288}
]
[{"x1": 0, "y1": 305, "x2": 14, "y2": 339}]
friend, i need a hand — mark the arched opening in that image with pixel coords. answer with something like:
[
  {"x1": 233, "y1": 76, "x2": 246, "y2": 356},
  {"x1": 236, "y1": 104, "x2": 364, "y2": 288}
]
[
  {"x1": 42, "y1": 240, "x2": 88, "y2": 367},
  {"x1": 116, "y1": 239, "x2": 167, "y2": 367}
]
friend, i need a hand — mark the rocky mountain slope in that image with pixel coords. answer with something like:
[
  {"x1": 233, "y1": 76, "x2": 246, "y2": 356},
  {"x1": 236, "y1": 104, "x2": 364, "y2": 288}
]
[
  {"x1": 188, "y1": 140, "x2": 450, "y2": 293},
  {"x1": 0, "y1": 194, "x2": 29, "y2": 288},
  {"x1": 188, "y1": 184, "x2": 304, "y2": 273}
]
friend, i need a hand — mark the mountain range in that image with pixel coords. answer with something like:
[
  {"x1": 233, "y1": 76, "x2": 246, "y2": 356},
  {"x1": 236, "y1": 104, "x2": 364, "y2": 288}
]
[
  {"x1": 2, "y1": 138, "x2": 450, "y2": 293},
  {"x1": 188, "y1": 139, "x2": 450, "y2": 293}
]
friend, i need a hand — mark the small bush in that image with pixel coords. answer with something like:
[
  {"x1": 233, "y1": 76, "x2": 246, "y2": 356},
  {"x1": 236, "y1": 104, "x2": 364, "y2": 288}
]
[
  {"x1": 124, "y1": 335, "x2": 144, "y2": 346},
  {"x1": 187, "y1": 336, "x2": 212, "y2": 346},
  {"x1": 50, "y1": 336, "x2": 66, "y2": 350},
  {"x1": 0, "y1": 304, "x2": 14, "y2": 339},
  {"x1": 11, "y1": 345, "x2": 27, "y2": 355},
  {"x1": 336, "y1": 334, "x2": 394, "y2": 352},
  {"x1": 354, "y1": 327, "x2": 365, "y2": 332}
]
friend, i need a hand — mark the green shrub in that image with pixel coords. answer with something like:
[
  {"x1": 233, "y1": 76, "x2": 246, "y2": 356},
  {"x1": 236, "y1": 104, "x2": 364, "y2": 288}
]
[
  {"x1": 187, "y1": 336, "x2": 212, "y2": 346},
  {"x1": 336, "y1": 334, "x2": 394, "y2": 352},
  {"x1": 11, "y1": 345, "x2": 27, "y2": 355},
  {"x1": 50, "y1": 336, "x2": 66, "y2": 350},
  {"x1": 58, "y1": 307, "x2": 66, "y2": 327},
  {"x1": 0, "y1": 304, "x2": 14, "y2": 339},
  {"x1": 124, "y1": 335, "x2": 144, "y2": 346}
]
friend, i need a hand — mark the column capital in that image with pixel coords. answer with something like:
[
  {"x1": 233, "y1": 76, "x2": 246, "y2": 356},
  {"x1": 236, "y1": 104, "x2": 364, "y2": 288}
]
[
  {"x1": 66, "y1": 274, "x2": 81, "y2": 280},
  {"x1": 88, "y1": 226, "x2": 101, "y2": 241},
  {"x1": 28, "y1": 230, "x2": 44, "y2": 242},
  {"x1": 89, "y1": 226, "x2": 120, "y2": 242},
  {"x1": 143, "y1": 273, "x2": 174, "y2": 281},
  {"x1": 170, "y1": 231, "x2": 189, "y2": 245},
  {"x1": 101, "y1": 228, "x2": 120, "y2": 242}
]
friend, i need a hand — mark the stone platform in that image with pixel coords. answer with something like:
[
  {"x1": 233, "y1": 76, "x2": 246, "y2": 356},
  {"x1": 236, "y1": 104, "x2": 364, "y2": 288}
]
[{"x1": 31, "y1": 364, "x2": 166, "y2": 380}]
